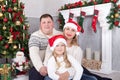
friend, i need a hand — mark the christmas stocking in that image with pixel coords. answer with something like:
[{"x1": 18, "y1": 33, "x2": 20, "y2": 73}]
[
  {"x1": 69, "y1": 12, "x2": 74, "y2": 21},
  {"x1": 91, "y1": 9, "x2": 99, "y2": 32},
  {"x1": 79, "y1": 11, "x2": 86, "y2": 33}
]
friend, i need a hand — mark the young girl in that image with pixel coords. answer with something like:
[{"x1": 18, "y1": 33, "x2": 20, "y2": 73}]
[{"x1": 45, "y1": 34, "x2": 83, "y2": 80}]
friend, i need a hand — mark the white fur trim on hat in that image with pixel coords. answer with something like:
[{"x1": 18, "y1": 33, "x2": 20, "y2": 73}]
[
  {"x1": 50, "y1": 38, "x2": 67, "y2": 51},
  {"x1": 63, "y1": 23, "x2": 77, "y2": 31}
]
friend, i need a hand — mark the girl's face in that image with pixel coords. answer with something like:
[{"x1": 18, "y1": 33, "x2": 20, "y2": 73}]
[
  {"x1": 54, "y1": 42, "x2": 66, "y2": 56},
  {"x1": 64, "y1": 27, "x2": 76, "y2": 40}
]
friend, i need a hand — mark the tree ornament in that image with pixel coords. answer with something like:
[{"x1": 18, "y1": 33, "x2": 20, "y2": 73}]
[
  {"x1": 8, "y1": 8, "x2": 13, "y2": 13},
  {"x1": 13, "y1": 7, "x2": 17, "y2": 11},
  {"x1": 8, "y1": 35, "x2": 13, "y2": 43},
  {"x1": 111, "y1": 15, "x2": 114, "y2": 18},
  {"x1": 5, "y1": 44, "x2": 9, "y2": 49},
  {"x1": 79, "y1": 11, "x2": 86, "y2": 33},
  {"x1": 91, "y1": 9, "x2": 99, "y2": 33},
  {"x1": 15, "y1": 21, "x2": 21, "y2": 26},
  {"x1": 0, "y1": 12, "x2": 3, "y2": 18},
  {"x1": 3, "y1": 18, "x2": 8, "y2": 22},
  {"x1": 2, "y1": 51, "x2": 7, "y2": 55},
  {"x1": 0, "y1": 0, "x2": 3, "y2": 2},
  {"x1": 13, "y1": 45, "x2": 17, "y2": 49},
  {"x1": 0, "y1": 35, "x2": 3, "y2": 41},
  {"x1": 3, "y1": 26, "x2": 7, "y2": 30},
  {"x1": 115, "y1": 13, "x2": 119, "y2": 18}
]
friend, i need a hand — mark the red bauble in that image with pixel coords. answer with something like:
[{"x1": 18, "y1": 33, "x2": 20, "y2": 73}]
[
  {"x1": 21, "y1": 48, "x2": 25, "y2": 51},
  {"x1": 3, "y1": 18, "x2": 8, "y2": 22},
  {"x1": 0, "y1": 35, "x2": 3, "y2": 41},
  {"x1": 21, "y1": 4, "x2": 25, "y2": 9},
  {"x1": 12, "y1": 0, "x2": 16, "y2": 3},
  {"x1": 2, "y1": 6, "x2": 5, "y2": 12},
  {"x1": 8, "y1": 8, "x2": 13, "y2": 12},
  {"x1": 114, "y1": 21, "x2": 119, "y2": 26},
  {"x1": 118, "y1": 4, "x2": 120, "y2": 8},
  {"x1": 5, "y1": 44, "x2": 9, "y2": 49}
]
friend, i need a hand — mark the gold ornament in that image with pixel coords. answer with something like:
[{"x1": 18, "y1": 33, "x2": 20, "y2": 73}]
[
  {"x1": 0, "y1": 0, "x2": 3, "y2": 2},
  {"x1": 2, "y1": 51, "x2": 7, "y2": 55},
  {"x1": 111, "y1": 15, "x2": 114, "y2": 18},
  {"x1": 0, "y1": 12, "x2": 3, "y2": 18},
  {"x1": 0, "y1": 64, "x2": 11, "y2": 80},
  {"x1": 13, "y1": 7, "x2": 17, "y2": 11},
  {"x1": 13, "y1": 45, "x2": 17, "y2": 49},
  {"x1": 8, "y1": 35, "x2": 13, "y2": 43},
  {"x1": 115, "y1": 13, "x2": 119, "y2": 18},
  {"x1": 15, "y1": 21, "x2": 21, "y2": 26},
  {"x1": 3, "y1": 26, "x2": 7, "y2": 30}
]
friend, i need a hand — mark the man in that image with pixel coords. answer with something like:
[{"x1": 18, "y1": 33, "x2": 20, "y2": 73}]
[{"x1": 28, "y1": 14, "x2": 69, "y2": 80}]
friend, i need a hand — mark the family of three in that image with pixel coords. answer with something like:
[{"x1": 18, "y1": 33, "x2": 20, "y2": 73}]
[{"x1": 28, "y1": 13, "x2": 112, "y2": 80}]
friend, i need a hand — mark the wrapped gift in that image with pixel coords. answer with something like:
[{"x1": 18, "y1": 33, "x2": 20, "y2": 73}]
[{"x1": 0, "y1": 64, "x2": 12, "y2": 80}]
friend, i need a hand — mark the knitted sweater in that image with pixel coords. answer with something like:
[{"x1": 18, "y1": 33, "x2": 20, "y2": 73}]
[{"x1": 28, "y1": 29, "x2": 61, "y2": 71}]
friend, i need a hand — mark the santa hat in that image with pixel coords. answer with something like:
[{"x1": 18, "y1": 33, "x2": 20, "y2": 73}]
[
  {"x1": 49, "y1": 34, "x2": 67, "y2": 51},
  {"x1": 63, "y1": 19, "x2": 81, "y2": 35}
]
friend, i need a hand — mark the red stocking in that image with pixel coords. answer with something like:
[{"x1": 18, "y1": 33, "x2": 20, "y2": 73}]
[{"x1": 91, "y1": 9, "x2": 99, "y2": 33}]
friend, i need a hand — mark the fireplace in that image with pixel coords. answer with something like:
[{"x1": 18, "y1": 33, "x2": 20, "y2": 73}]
[{"x1": 60, "y1": 3, "x2": 112, "y2": 74}]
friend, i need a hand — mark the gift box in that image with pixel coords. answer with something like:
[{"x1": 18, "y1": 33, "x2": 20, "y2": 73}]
[{"x1": 0, "y1": 64, "x2": 12, "y2": 80}]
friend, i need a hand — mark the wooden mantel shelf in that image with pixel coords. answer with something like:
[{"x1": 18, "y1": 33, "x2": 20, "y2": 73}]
[{"x1": 60, "y1": 3, "x2": 112, "y2": 74}]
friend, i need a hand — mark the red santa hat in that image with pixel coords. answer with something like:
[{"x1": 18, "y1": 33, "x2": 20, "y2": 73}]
[
  {"x1": 63, "y1": 19, "x2": 81, "y2": 35},
  {"x1": 48, "y1": 34, "x2": 67, "y2": 51}
]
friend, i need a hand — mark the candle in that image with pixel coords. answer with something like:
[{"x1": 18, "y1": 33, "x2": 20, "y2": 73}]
[
  {"x1": 94, "y1": 51, "x2": 100, "y2": 61},
  {"x1": 86, "y1": 48, "x2": 92, "y2": 60}
]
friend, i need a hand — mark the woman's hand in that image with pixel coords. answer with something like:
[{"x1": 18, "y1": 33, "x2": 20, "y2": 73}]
[
  {"x1": 39, "y1": 66, "x2": 48, "y2": 76},
  {"x1": 57, "y1": 71, "x2": 70, "y2": 80}
]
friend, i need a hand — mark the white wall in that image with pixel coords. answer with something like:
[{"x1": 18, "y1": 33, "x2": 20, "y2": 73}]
[
  {"x1": 21, "y1": 0, "x2": 45, "y2": 18},
  {"x1": 21, "y1": 0, "x2": 80, "y2": 17}
]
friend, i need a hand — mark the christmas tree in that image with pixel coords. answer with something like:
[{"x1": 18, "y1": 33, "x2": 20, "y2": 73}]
[{"x1": 0, "y1": 0, "x2": 29, "y2": 63}]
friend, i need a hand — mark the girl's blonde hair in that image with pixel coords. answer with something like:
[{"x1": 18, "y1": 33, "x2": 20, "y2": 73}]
[{"x1": 52, "y1": 46, "x2": 71, "y2": 68}]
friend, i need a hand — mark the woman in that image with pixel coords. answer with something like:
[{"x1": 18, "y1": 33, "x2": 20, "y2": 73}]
[{"x1": 63, "y1": 19, "x2": 112, "y2": 80}]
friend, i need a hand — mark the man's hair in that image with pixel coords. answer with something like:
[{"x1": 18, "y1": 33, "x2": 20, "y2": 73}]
[{"x1": 40, "y1": 14, "x2": 53, "y2": 22}]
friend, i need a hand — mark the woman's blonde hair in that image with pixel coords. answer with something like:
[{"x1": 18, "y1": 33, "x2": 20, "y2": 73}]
[{"x1": 52, "y1": 46, "x2": 71, "y2": 68}]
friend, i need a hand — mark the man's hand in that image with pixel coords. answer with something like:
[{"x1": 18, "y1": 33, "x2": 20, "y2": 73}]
[
  {"x1": 39, "y1": 66, "x2": 47, "y2": 76},
  {"x1": 57, "y1": 71, "x2": 70, "y2": 80}
]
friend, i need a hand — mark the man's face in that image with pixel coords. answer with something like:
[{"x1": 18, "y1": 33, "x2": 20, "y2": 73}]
[{"x1": 40, "y1": 17, "x2": 54, "y2": 35}]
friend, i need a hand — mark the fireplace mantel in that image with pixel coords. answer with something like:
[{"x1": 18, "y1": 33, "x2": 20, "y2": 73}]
[{"x1": 60, "y1": 3, "x2": 112, "y2": 74}]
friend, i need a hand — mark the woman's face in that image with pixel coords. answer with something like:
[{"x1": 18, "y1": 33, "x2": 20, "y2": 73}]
[
  {"x1": 54, "y1": 42, "x2": 65, "y2": 56},
  {"x1": 63, "y1": 27, "x2": 76, "y2": 40}
]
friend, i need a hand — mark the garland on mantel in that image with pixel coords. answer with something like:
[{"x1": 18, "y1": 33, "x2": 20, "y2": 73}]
[{"x1": 58, "y1": 0, "x2": 120, "y2": 30}]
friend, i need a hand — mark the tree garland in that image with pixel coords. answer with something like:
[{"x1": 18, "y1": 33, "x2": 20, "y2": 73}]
[{"x1": 58, "y1": 0, "x2": 120, "y2": 30}]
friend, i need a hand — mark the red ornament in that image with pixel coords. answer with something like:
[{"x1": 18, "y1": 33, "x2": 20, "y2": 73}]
[
  {"x1": 21, "y1": 4, "x2": 25, "y2": 9},
  {"x1": 0, "y1": 35, "x2": 3, "y2": 41},
  {"x1": 8, "y1": 8, "x2": 13, "y2": 13},
  {"x1": 5, "y1": 44, "x2": 9, "y2": 49},
  {"x1": 21, "y1": 48, "x2": 25, "y2": 51},
  {"x1": 114, "y1": 21, "x2": 119, "y2": 26},
  {"x1": 2, "y1": 6, "x2": 5, "y2": 12},
  {"x1": 12, "y1": 0, "x2": 16, "y2": 3},
  {"x1": 3, "y1": 18, "x2": 8, "y2": 22},
  {"x1": 10, "y1": 27, "x2": 13, "y2": 32},
  {"x1": 118, "y1": 4, "x2": 120, "y2": 8}
]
